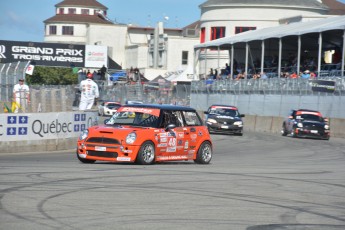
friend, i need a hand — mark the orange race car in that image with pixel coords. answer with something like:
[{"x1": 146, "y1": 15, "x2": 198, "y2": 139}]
[{"x1": 77, "y1": 104, "x2": 212, "y2": 164}]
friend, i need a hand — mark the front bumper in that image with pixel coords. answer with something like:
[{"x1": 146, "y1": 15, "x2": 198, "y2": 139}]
[
  {"x1": 294, "y1": 128, "x2": 330, "y2": 139},
  {"x1": 77, "y1": 141, "x2": 141, "y2": 162},
  {"x1": 207, "y1": 123, "x2": 243, "y2": 134}
]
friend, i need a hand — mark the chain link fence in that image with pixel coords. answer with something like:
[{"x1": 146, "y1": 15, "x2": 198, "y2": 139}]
[
  {"x1": 190, "y1": 78, "x2": 345, "y2": 118},
  {"x1": 2, "y1": 62, "x2": 345, "y2": 118}
]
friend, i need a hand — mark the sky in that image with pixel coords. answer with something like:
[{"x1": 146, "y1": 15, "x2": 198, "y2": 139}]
[
  {"x1": 0, "y1": 0, "x2": 204, "y2": 42},
  {"x1": 1, "y1": 0, "x2": 345, "y2": 43}
]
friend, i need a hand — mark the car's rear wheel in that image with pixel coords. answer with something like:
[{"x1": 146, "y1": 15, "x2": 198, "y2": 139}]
[
  {"x1": 136, "y1": 141, "x2": 155, "y2": 165},
  {"x1": 76, "y1": 151, "x2": 96, "y2": 164},
  {"x1": 281, "y1": 123, "x2": 288, "y2": 136},
  {"x1": 195, "y1": 141, "x2": 212, "y2": 164}
]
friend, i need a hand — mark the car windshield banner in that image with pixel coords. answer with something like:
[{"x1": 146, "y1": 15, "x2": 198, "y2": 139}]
[
  {"x1": 310, "y1": 80, "x2": 336, "y2": 93},
  {"x1": 118, "y1": 107, "x2": 161, "y2": 117}
]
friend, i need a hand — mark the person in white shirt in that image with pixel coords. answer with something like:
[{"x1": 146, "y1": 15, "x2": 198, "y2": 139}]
[
  {"x1": 12, "y1": 79, "x2": 30, "y2": 113},
  {"x1": 79, "y1": 74, "x2": 99, "y2": 110}
]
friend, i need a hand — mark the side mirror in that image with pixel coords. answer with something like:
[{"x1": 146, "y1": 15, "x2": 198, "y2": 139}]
[
  {"x1": 104, "y1": 119, "x2": 110, "y2": 124},
  {"x1": 204, "y1": 111, "x2": 209, "y2": 114},
  {"x1": 165, "y1": 124, "x2": 176, "y2": 132},
  {"x1": 288, "y1": 116, "x2": 294, "y2": 119},
  {"x1": 240, "y1": 114, "x2": 245, "y2": 117},
  {"x1": 324, "y1": 118, "x2": 329, "y2": 123}
]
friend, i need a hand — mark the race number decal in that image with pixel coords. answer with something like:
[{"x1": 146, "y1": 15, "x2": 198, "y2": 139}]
[
  {"x1": 168, "y1": 138, "x2": 176, "y2": 147},
  {"x1": 167, "y1": 137, "x2": 177, "y2": 152}
]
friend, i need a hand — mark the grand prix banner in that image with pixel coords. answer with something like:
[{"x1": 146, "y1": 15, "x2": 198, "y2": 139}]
[
  {"x1": 0, "y1": 112, "x2": 98, "y2": 141},
  {"x1": 0, "y1": 40, "x2": 107, "y2": 68}
]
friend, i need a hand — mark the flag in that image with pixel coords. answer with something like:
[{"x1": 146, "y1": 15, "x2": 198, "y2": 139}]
[
  {"x1": 11, "y1": 101, "x2": 21, "y2": 112},
  {"x1": 25, "y1": 65, "x2": 35, "y2": 75},
  {"x1": 3, "y1": 103, "x2": 12, "y2": 113}
]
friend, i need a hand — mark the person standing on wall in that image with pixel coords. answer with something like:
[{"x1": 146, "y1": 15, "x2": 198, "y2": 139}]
[
  {"x1": 79, "y1": 73, "x2": 99, "y2": 110},
  {"x1": 100, "y1": 65, "x2": 107, "y2": 80},
  {"x1": 12, "y1": 78, "x2": 30, "y2": 113}
]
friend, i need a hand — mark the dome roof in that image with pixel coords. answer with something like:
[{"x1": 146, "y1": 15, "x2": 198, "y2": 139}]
[{"x1": 200, "y1": 0, "x2": 329, "y2": 11}]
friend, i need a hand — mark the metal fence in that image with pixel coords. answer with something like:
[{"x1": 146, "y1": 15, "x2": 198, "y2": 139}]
[
  {"x1": 190, "y1": 78, "x2": 345, "y2": 119},
  {"x1": 0, "y1": 61, "x2": 29, "y2": 102},
  {"x1": 1, "y1": 61, "x2": 345, "y2": 118}
]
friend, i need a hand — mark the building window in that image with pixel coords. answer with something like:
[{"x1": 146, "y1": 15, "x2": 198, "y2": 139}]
[
  {"x1": 200, "y1": 27, "x2": 205, "y2": 43},
  {"x1": 81, "y1": 9, "x2": 89, "y2": 15},
  {"x1": 49, "y1": 25, "x2": 57, "y2": 35},
  {"x1": 210, "y1": 27, "x2": 225, "y2": 40},
  {"x1": 68, "y1": 8, "x2": 76, "y2": 14},
  {"x1": 58, "y1": 8, "x2": 64, "y2": 14},
  {"x1": 62, "y1": 26, "x2": 74, "y2": 35},
  {"x1": 235, "y1": 27, "x2": 256, "y2": 34},
  {"x1": 182, "y1": 51, "x2": 188, "y2": 65}
]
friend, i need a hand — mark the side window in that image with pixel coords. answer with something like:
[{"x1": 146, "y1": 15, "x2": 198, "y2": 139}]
[
  {"x1": 161, "y1": 111, "x2": 184, "y2": 127},
  {"x1": 183, "y1": 111, "x2": 202, "y2": 126}
]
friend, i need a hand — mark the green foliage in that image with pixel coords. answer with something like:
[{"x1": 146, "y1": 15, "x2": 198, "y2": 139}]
[{"x1": 26, "y1": 66, "x2": 78, "y2": 85}]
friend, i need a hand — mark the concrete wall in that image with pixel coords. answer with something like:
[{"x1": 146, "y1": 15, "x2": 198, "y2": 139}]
[
  {"x1": 0, "y1": 111, "x2": 98, "y2": 154},
  {"x1": 242, "y1": 115, "x2": 345, "y2": 138}
]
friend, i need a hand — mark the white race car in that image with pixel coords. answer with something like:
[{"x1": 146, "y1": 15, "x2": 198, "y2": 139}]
[{"x1": 98, "y1": 102, "x2": 121, "y2": 116}]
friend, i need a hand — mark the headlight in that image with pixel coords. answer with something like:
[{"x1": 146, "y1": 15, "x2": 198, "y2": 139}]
[
  {"x1": 126, "y1": 132, "x2": 137, "y2": 144},
  {"x1": 234, "y1": 121, "x2": 243, "y2": 126},
  {"x1": 297, "y1": 123, "x2": 303, "y2": 128},
  {"x1": 207, "y1": 118, "x2": 217, "y2": 124},
  {"x1": 324, "y1": 125, "x2": 329, "y2": 130},
  {"x1": 79, "y1": 129, "x2": 89, "y2": 140}
]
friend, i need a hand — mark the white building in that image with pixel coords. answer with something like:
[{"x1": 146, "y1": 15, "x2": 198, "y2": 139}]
[
  {"x1": 43, "y1": 0, "x2": 345, "y2": 80},
  {"x1": 197, "y1": 0, "x2": 345, "y2": 77}
]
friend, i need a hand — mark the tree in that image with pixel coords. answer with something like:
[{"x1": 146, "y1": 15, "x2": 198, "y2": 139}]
[{"x1": 26, "y1": 66, "x2": 78, "y2": 85}]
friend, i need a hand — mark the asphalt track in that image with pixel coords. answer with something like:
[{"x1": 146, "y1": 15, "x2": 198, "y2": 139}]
[{"x1": 1, "y1": 131, "x2": 345, "y2": 230}]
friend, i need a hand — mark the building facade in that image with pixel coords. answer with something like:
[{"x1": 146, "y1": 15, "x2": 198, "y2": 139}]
[
  {"x1": 197, "y1": 0, "x2": 345, "y2": 78},
  {"x1": 43, "y1": 0, "x2": 345, "y2": 80}
]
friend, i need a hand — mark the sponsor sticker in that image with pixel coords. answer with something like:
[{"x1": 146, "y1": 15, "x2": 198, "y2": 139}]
[
  {"x1": 95, "y1": 146, "x2": 106, "y2": 151},
  {"x1": 117, "y1": 157, "x2": 131, "y2": 161}
]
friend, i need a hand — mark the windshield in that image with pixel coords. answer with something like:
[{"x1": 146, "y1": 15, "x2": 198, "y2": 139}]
[
  {"x1": 106, "y1": 107, "x2": 161, "y2": 127},
  {"x1": 210, "y1": 107, "x2": 239, "y2": 117},
  {"x1": 296, "y1": 114, "x2": 323, "y2": 122},
  {"x1": 107, "y1": 103, "x2": 121, "y2": 109}
]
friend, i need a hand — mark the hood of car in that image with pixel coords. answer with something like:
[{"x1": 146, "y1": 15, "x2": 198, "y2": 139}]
[
  {"x1": 88, "y1": 125, "x2": 149, "y2": 138},
  {"x1": 300, "y1": 120, "x2": 325, "y2": 127}
]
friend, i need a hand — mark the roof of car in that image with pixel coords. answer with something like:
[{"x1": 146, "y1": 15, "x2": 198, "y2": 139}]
[
  {"x1": 296, "y1": 109, "x2": 320, "y2": 113},
  {"x1": 210, "y1": 104, "x2": 238, "y2": 108},
  {"x1": 121, "y1": 103, "x2": 196, "y2": 112}
]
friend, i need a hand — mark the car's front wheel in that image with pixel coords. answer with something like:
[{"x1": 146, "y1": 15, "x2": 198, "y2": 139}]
[
  {"x1": 136, "y1": 141, "x2": 155, "y2": 165},
  {"x1": 281, "y1": 123, "x2": 288, "y2": 136},
  {"x1": 195, "y1": 141, "x2": 212, "y2": 164}
]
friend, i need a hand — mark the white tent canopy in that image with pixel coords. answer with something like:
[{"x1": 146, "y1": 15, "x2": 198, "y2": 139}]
[
  {"x1": 194, "y1": 15, "x2": 345, "y2": 78},
  {"x1": 195, "y1": 15, "x2": 345, "y2": 49}
]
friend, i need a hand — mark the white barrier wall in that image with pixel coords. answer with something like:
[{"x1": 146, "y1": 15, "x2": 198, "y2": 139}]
[{"x1": 0, "y1": 111, "x2": 98, "y2": 153}]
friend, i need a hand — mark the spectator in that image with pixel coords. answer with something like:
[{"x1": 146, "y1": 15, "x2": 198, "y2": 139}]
[
  {"x1": 12, "y1": 79, "x2": 30, "y2": 113},
  {"x1": 86, "y1": 70, "x2": 92, "y2": 78},
  {"x1": 260, "y1": 72, "x2": 268, "y2": 79},
  {"x1": 301, "y1": 70, "x2": 311, "y2": 79},
  {"x1": 79, "y1": 73, "x2": 99, "y2": 110},
  {"x1": 310, "y1": 71, "x2": 317, "y2": 78},
  {"x1": 225, "y1": 63, "x2": 231, "y2": 75},
  {"x1": 100, "y1": 65, "x2": 107, "y2": 80},
  {"x1": 290, "y1": 71, "x2": 299, "y2": 79}
]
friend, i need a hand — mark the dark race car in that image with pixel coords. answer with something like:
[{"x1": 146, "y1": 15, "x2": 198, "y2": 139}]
[
  {"x1": 281, "y1": 109, "x2": 330, "y2": 140},
  {"x1": 204, "y1": 105, "x2": 245, "y2": 135}
]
